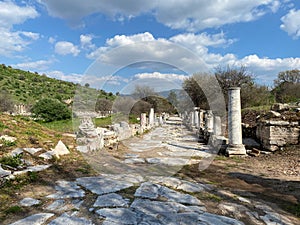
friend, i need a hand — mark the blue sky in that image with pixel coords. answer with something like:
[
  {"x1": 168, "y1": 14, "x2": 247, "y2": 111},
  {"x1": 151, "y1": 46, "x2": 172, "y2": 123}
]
[{"x1": 1, "y1": 0, "x2": 300, "y2": 94}]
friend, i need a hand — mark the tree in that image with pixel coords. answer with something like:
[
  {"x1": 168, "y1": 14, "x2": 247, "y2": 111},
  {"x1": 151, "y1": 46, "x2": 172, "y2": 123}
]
[
  {"x1": 167, "y1": 90, "x2": 178, "y2": 107},
  {"x1": 273, "y1": 69, "x2": 300, "y2": 103},
  {"x1": 274, "y1": 69, "x2": 300, "y2": 86},
  {"x1": 132, "y1": 85, "x2": 156, "y2": 99},
  {"x1": 0, "y1": 90, "x2": 14, "y2": 112},
  {"x1": 95, "y1": 98, "x2": 113, "y2": 112},
  {"x1": 31, "y1": 98, "x2": 71, "y2": 122},
  {"x1": 241, "y1": 84, "x2": 274, "y2": 108}
]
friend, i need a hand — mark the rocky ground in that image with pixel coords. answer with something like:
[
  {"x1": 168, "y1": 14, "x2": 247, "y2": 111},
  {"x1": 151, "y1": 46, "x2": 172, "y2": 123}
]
[{"x1": 0, "y1": 116, "x2": 299, "y2": 224}]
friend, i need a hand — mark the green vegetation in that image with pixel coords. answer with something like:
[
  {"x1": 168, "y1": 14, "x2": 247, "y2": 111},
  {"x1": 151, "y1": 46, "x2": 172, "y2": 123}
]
[
  {"x1": 0, "y1": 155, "x2": 23, "y2": 168},
  {"x1": 31, "y1": 98, "x2": 71, "y2": 122},
  {"x1": 0, "y1": 64, "x2": 77, "y2": 104}
]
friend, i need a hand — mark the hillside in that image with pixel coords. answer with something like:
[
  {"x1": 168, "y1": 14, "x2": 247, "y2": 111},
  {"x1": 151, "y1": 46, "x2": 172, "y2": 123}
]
[{"x1": 0, "y1": 64, "x2": 115, "y2": 105}]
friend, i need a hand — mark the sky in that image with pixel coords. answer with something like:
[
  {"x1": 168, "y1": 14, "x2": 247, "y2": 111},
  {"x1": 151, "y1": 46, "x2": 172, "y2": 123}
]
[{"x1": 1, "y1": 0, "x2": 300, "y2": 94}]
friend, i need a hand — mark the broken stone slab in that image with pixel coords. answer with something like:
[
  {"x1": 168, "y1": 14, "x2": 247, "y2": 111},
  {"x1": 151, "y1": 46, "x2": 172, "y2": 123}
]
[
  {"x1": 148, "y1": 176, "x2": 208, "y2": 193},
  {"x1": 48, "y1": 213, "x2": 94, "y2": 225},
  {"x1": 134, "y1": 182, "x2": 160, "y2": 199},
  {"x1": 10, "y1": 148, "x2": 24, "y2": 157},
  {"x1": 46, "y1": 180, "x2": 85, "y2": 199},
  {"x1": 0, "y1": 164, "x2": 11, "y2": 177},
  {"x1": 23, "y1": 148, "x2": 43, "y2": 155},
  {"x1": 39, "y1": 151, "x2": 54, "y2": 160},
  {"x1": 198, "y1": 212, "x2": 244, "y2": 225},
  {"x1": 46, "y1": 199, "x2": 84, "y2": 212},
  {"x1": 20, "y1": 197, "x2": 41, "y2": 207},
  {"x1": 8, "y1": 213, "x2": 54, "y2": 225},
  {"x1": 51, "y1": 140, "x2": 70, "y2": 158},
  {"x1": 96, "y1": 208, "x2": 138, "y2": 224},
  {"x1": 158, "y1": 185, "x2": 203, "y2": 206},
  {"x1": 12, "y1": 164, "x2": 52, "y2": 176},
  {"x1": 76, "y1": 176, "x2": 134, "y2": 195},
  {"x1": 93, "y1": 193, "x2": 130, "y2": 208}
]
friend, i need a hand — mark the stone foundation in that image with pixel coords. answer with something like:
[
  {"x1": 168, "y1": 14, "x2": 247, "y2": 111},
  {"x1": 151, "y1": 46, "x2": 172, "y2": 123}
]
[{"x1": 256, "y1": 120, "x2": 299, "y2": 151}]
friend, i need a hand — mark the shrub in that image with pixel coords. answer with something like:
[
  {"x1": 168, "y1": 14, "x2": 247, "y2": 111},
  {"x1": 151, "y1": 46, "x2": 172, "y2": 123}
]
[{"x1": 31, "y1": 98, "x2": 71, "y2": 122}]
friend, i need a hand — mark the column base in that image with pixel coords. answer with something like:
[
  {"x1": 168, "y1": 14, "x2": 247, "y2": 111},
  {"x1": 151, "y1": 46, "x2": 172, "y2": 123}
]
[{"x1": 226, "y1": 144, "x2": 247, "y2": 156}]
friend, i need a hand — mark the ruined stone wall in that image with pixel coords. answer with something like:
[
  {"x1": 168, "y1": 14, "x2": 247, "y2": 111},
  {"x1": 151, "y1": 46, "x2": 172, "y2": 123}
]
[{"x1": 256, "y1": 120, "x2": 299, "y2": 151}]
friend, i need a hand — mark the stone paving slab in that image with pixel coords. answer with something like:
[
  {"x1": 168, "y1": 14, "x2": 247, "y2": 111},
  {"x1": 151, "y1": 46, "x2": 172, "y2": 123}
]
[
  {"x1": 9, "y1": 213, "x2": 54, "y2": 225},
  {"x1": 93, "y1": 193, "x2": 129, "y2": 208},
  {"x1": 96, "y1": 208, "x2": 138, "y2": 224},
  {"x1": 20, "y1": 197, "x2": 41, "y2": 207},
  {"x1": 48, "y1": 213, "x2": 94, "y2": 225},
  {"x1": 76, "y1": 176, "x2": 134, "y2": 195}
]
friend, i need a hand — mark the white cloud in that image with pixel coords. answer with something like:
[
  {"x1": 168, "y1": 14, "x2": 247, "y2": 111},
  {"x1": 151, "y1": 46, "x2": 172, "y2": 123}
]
[
  {"x1": 47, "y1": 70, "x2": 84, "y2": 83},
  {"x1": 86, "y1": 31, "x2": 300, "y2": 85},
  {"x1": 80, "y1": 34, "x2": 95, "y2": 49},
  {"x1": 0, "y1": 29, "x2": 40, "y2": 56},
  {"x1": 55, "y1": 41, "x2": 80, "y2": 56},
  {"x1": 280, "y1": 9, "x2": 300, "y2": 39},
  {"x1": 134, "y1": 72, "x2": 188, "y2": 81},
  {"x1": 38, "y1": 0, "x2": 277, "y2": 31},
  {"x1": 13, "y1": 59, "x2": 54, "y2": 71},
  {"x1": 0, "y1": 1, "x2": 39, "y2": 56},
  {"x1": 0, "y1": 1, "x2": 38, "y2": 28}
]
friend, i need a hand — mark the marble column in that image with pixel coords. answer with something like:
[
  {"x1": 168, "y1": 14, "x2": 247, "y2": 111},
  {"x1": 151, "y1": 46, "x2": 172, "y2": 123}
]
[
  {"x1": 205, "y1": 110, "x2": 214, "y2": 133},
  {"x1": 213, "y1": 116, "x2": 222, "y2": 136},
  {"x1": 190, "y1": 111, "x2": 194, "y2": 126},
  {"x1": 140, "y1": 113, "x2": 147, "y2": 128},
  {"x1": 199, "y1": 109, "x2": 204, "y2": 128},
  {"x1": 149, "y1": 108, "x2": 155, "y2": 127},
  {"x1": 226, "y1": 87, "x2": 246, "y2": 155},
  {"x1": 194, "y1": 107, "x2": 199, "y2": 128}
]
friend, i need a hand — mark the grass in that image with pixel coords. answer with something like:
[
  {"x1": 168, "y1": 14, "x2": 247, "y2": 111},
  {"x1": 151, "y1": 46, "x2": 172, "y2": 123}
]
[
  {"x1": 39, "y1": 118, "x2": 79, "y2": 133},
  {"x1": 0, "y1": 155, "x2": 23, "y2": 168}
]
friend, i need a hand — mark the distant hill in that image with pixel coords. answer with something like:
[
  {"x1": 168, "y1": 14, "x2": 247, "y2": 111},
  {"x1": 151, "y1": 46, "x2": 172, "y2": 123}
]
[{"x1": 0, "y1": 64, "x2": 114, "y2": 105}]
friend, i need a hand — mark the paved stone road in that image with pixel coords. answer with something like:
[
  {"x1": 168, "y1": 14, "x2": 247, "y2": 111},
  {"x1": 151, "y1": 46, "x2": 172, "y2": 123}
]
[{"x1": 8, "y1": 117, "x2": 296, "y2": 225}]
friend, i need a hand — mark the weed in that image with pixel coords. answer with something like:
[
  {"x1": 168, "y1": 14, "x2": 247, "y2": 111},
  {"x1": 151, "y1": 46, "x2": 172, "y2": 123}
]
[
  {"x1": 4, "y1": 205, "x2": 22, "y2": 214},
  {"x1": 0, "y1": 122, "x2": 8, "y2": 131},
  {"x1": 0, "y1": 139, "x2": 16, "y2": 147},
  {"x1": 0, "y1": 155, "x2": 23, "y2": 168}
]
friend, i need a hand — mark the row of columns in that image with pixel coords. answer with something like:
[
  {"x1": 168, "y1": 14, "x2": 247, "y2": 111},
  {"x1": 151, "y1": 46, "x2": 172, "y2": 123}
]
[
  {"x1": 182, "y1": 87, "x2": 246, "y2": 156},
  {"x1": 140, "y1": 108, "x2": 167, "y2": 132}
]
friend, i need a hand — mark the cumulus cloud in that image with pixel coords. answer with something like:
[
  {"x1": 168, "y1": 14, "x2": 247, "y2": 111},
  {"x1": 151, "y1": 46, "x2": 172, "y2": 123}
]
[
  {"x1": 134, "y1": 72, "x2": 188, "y2": 81},
  {"x1": 12, "y1": 59, "x2": 54, "y2": 71},
  {"x1": 46, "y1": 70, "x2": 84, "y2": 83},
  {"x1": 80, "y1": 34, "x2": 95, "y2": 50},
  {"x1": 0, "y1": 1, "x2": 39, "y2": 56},
  {"x1": 0, "y1": 1, "x2": 38, "y2": 28},
  {"x1": 38, "y1": 0, "x2": 278, "y2": 31},
  {"x1": 55, "y1": 41, "x2": 80, "y2": 56},
  {"x1": 85, "y1": 31, "x2": 300, "y2": 85},
  {"x1": 280, "y1": 9, "x2": 300, "y2": 39}
]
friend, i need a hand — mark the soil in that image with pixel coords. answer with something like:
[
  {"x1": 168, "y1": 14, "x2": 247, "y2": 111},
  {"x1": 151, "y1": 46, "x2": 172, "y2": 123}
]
[{"x1": 177, "y1": 144, "x2": 300, "y2": 223}]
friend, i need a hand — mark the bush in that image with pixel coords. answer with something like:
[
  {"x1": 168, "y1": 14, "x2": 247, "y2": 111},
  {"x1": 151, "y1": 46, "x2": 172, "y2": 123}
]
[{"x1": 31, "y1": 98, "x2": 71, "y2": 122}]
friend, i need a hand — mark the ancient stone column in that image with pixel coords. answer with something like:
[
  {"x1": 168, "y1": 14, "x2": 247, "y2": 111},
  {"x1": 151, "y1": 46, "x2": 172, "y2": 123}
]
[
  {"x1": 213, "y1": 116, "x2": 222, "y2": 136},
  {"x1": 205, "y1": 110, "x2": 214, "y2": 133},
  {"x1": 140, "y1": 113, "x2": 147, "y2": 128},
  {"x1": 199, "y1": 109, "x2": 204, "y2": 128},
  {"x1": 226, "y1": 87, "x2": 246, "y2": 155},
  {"x1": 190, "y1": 111, "x2": 194, "y2": 126},
  {"x1": 194, "y1": 107, "x2": 199, "y2": 128},
  {"x1": 149, "y1": 108, "x2": 155, "y2": 127}
]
